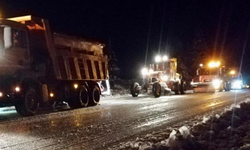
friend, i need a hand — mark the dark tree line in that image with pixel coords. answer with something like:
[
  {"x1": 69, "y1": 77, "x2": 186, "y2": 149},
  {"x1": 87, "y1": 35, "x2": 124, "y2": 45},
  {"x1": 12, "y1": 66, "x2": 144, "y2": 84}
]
[{"x1": 105, "y1": 39, "x2": 120, "y2": 80}]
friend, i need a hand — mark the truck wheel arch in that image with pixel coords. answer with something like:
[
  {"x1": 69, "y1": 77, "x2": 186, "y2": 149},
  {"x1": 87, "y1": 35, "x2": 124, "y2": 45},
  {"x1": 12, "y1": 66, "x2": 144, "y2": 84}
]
[{"x1": 15, "y1": 79, "x2": 41, "y2": 116}]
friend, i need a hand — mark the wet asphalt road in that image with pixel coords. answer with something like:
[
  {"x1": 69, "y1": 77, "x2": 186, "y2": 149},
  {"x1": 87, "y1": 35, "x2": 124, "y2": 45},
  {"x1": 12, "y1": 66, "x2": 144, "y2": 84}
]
[{"x1": 0, "y1": 90, "x2": 249, "y2": 150}]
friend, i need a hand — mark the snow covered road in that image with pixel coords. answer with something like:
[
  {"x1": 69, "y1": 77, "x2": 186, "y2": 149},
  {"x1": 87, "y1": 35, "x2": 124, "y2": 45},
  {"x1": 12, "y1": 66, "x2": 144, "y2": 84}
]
[{"x1": 0, "y1": 90, "x2": 249, "y2": 150}]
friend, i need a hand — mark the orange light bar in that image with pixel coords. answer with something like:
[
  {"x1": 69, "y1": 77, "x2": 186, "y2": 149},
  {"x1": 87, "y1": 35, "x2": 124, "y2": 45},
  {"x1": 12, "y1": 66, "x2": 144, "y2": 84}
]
[
  {"x1": 7, "y1": 15, "x2": 32, "y2": 22},
  {"x1": 7, "y1": 15, "x2": 45, "y2": 30}
]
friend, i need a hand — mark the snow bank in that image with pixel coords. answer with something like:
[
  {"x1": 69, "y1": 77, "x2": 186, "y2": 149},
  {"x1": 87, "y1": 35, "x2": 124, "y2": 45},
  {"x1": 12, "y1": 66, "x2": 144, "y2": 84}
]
[{"x1": 110, "y1": 99, "x2": 250, "y2": 150}]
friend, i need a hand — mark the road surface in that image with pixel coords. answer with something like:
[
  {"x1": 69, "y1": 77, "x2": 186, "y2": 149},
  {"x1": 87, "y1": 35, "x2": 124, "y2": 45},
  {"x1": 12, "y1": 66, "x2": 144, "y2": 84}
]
[{"x1": 0, "y1": 90, "x2": 249, "y2": 150}]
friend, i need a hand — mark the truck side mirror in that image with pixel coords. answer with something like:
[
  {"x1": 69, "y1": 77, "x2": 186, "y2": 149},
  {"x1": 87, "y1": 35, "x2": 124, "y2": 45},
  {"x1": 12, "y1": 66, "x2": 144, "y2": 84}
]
[
  {"x1": 3, "y1": 26, "x2": 13, "y2": 49},
  {"x1": 0, "y1": 27, "x2": 4, "y2": 54}
]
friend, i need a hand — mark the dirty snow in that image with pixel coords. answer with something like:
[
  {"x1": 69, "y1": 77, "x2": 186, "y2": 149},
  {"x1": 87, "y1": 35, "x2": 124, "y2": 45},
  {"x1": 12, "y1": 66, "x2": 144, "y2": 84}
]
[{"x1": 109, "y1": 98, "x2": 250, "y2": 150}]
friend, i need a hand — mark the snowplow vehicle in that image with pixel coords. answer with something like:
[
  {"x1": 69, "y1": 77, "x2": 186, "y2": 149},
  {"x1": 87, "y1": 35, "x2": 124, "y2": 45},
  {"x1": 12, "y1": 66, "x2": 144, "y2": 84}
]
[
  {"x1": 0, "y1": 15, "x2": 109, "y2": 116},
  {"x1": 228, "y1": 69, "x2": 243, "y2": 90},
  {"x1": 130, "y1": 56, "x2": 186, "y2": 98},
  {"x1": 191, "y1": 61, "x2": 231, "y2": 93}
]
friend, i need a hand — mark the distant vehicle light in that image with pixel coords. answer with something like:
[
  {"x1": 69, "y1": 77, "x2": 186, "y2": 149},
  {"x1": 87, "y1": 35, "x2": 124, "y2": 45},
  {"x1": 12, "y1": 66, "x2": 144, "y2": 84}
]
[
  {"x1": 230, "y1": 70, "x2": 236, "y2": 75},
  {"x1": 208, "y1": 61, "x2": 220, "y2": 68},
  {"x1": 231, "y1": 80, "x2": 242, "y2": 89},
  {"x1": 199, "y1": 64, "x2": 203, "y2": 67},
  {"x1": 208, "y1": 62, "x2": 215, "y2": 68},
  {"x1": 155, "y1": 55, "x2": 161, "y2": 63},
  {"x1": 141, "y1": 68, "x2": 148, "y2": 75},
  {"x1": 15, "y1": 86, "x2": 20, "y2": 92},
  {"x1": 162, "y1": 55, "x2": 168, "y2": 61},
  {"x1": 0, "y1": 92, "x2": 2, "y2": 97}
]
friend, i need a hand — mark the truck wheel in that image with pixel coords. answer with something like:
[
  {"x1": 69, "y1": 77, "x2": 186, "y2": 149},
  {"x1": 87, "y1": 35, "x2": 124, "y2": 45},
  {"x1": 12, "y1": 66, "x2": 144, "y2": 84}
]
[
  {"x1": 225, "y1": 83, "x2": 231, "y2": 91},
  {"x1": 68, "y1": 85, "x2": 89, "y2": 109},
  {"x1": 89, "y1": 84, "x2": 101, "y2": 106},
  {"x1": 15, "y1": 86, "x2": 39, "y2": 116},
  {"x1": 153, "y1": 82, "x2": 161, "y2": 98},
  {"x1": 130, "y1": 82, "x2": 139, "y2": 97},
  {"x1": 218, "y1": 84, "x2": 223, "y2": 92},
  {"x1": 78, "y1": 85, "x2": 89, "y2": 107},
  {"x1": 173, "y1": 82, "x2": 179, "y2": 95},
  {"x1": 180, "y1": 82, "x2": 186, "y2": 94}
]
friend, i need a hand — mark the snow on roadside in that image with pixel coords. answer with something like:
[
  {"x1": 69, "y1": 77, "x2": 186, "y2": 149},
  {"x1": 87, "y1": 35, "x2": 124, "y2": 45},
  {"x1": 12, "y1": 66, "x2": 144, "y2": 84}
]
[{"x1": 108, "y1": 98, "x2": 250, "y2": 150}]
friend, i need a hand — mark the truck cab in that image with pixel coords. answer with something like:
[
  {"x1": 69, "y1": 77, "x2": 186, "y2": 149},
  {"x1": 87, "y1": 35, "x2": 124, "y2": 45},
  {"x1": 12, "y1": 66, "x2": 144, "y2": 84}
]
[{"x1": 191, "y1": 61, "x2": 231, "y2": 92}]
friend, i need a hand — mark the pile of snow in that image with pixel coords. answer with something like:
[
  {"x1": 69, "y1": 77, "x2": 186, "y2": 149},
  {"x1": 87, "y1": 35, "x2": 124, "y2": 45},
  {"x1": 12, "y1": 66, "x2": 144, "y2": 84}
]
[
  {"x1": 109, "y1": 79, "x2": 132, "y2": 96},
  {"x1": 109, "y1": 99, "x2": 250, "y2": 150}
]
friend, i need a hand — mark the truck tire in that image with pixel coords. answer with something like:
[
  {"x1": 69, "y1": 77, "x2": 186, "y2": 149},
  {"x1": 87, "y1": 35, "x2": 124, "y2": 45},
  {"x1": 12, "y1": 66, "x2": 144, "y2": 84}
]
[
  {"x1": 130, "y1": 82, "x2": 139, "y2": 97},
  {"x1": 68, "y1": 85, "x2": 89, "y2": 109},
  {"x1": 219, "y1": 86, "x2": 223, "y2": 92},
  {"x1": 180, "y1": 82, "x2": 186, "y2": 94},
  {"x1": 15, "y1": 86, "x2": 39, "y2": 116},
  {"x1": 153, "y1": 82, "x2": 161, "y2": 98},
  {"x1": 173, "y1": 82, "x2": 179, "y2": 95},
  {"x1": 88, "y1": 84, "x2": 101, "y2": 106},
  {"x1": 225, "y1": 82, "x2": 231, "y2": 91},
  {"x1": 78, "y1": 85, "x2": 89, "y2": 107}
]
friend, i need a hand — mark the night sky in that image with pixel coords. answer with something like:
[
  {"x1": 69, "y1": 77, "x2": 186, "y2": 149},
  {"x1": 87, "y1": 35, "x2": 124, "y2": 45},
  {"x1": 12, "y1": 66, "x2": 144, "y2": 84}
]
[{"x1": 1, "y1": 0, "x2": 250, "y2": 81}]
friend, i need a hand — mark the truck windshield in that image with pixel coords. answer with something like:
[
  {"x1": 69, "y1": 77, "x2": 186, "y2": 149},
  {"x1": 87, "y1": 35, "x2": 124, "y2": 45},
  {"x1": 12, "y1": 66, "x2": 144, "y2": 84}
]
[
  {"x1": 198, "y1": 68, "x2": 219, "y2": 75},
  {"x1": 0, "y1": 25, "x2": 27, "y2": 49}
]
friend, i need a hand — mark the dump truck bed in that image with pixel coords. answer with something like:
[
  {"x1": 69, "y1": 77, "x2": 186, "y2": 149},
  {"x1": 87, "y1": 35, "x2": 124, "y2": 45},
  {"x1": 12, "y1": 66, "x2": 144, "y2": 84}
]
[
  {"x1": 52, "y1": 33, "x2": 108, "y2": 81},
  {"x1": 7, "y1": 15, "x2": 108, "y2": 81}
]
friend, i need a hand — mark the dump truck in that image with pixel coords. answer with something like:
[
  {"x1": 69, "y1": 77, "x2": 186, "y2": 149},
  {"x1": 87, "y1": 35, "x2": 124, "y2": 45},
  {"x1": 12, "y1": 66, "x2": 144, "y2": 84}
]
[
  {"x1": 191, "y1": 61, "x2": 231, "y2": 92},
  {"x1": 0, "y1": 15, "x2": 109, "y2": 116},
  {"x1": 130, "y1": 56, "x2": 186, "y2": 98}
]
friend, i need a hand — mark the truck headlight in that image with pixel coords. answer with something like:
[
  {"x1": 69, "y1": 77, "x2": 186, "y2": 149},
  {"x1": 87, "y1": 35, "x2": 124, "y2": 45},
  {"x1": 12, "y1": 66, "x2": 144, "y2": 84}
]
[
  {"x1": 212, "y1": 79, "x2": 221, "y2": 89},
  {"x1": 141, "y1": 68, "x2": 148, "y2": 75},
  {"x1": 161, "y1": 75, "x2": 168, "y2": 81},
  {"x1": 232, "y1": 80, "x2": 242, "y2": 89}
]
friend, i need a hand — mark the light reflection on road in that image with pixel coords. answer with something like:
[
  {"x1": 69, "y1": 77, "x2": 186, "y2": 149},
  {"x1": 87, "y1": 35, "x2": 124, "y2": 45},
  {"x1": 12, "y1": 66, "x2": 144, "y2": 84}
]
[{"x1": 0, "y1": 90, "x2": 249, "y2": 150}]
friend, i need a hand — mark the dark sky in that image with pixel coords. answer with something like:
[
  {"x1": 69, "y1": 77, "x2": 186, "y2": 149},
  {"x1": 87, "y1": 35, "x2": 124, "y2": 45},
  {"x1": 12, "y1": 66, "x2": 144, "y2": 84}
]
[{"x1": 1, "y1": 0, "x2": 250, "y2": 80}]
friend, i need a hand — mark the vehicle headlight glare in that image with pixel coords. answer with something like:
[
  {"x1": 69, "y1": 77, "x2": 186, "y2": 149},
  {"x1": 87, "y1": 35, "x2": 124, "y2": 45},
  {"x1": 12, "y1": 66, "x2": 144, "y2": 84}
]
[
  {"x1": 162, "y1": 55, "x2": 168, "y2": 61},
  {"x1": 161, "y1": 75, "x2": 168, "y2": 81},
  {"x1": 212, "y1": 79, "x2": 221, "y2": 89},
  {"x1": 141, "y1": 68, "x2": 148, "y2": 75},
  {"x1": 155, "y1": 55, "x2": 161, "y2": 62},
  {"x1": 149, "y1": 69, "x2": 154, "y2": 74},
  {"x1": 232, "y1": 80, "x2": 242, "y2": 89}
]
